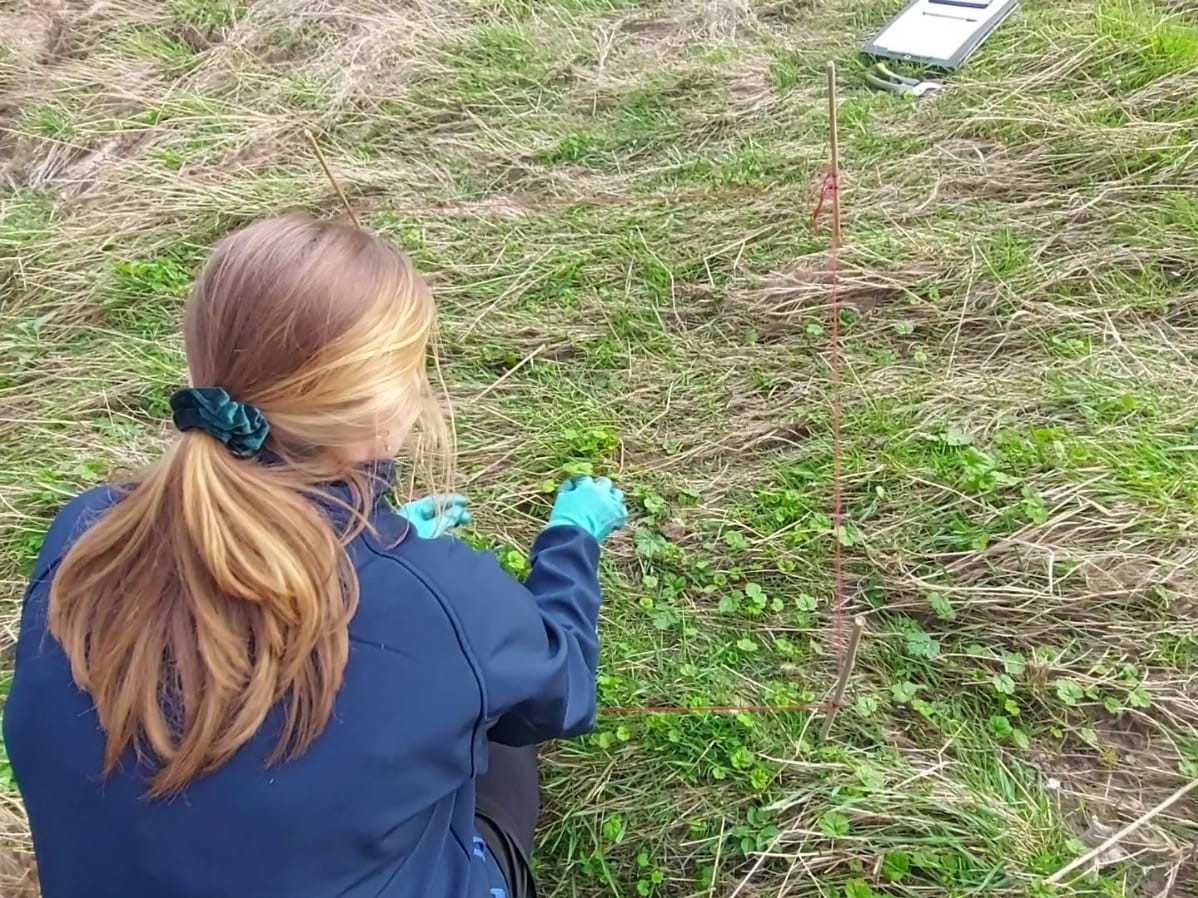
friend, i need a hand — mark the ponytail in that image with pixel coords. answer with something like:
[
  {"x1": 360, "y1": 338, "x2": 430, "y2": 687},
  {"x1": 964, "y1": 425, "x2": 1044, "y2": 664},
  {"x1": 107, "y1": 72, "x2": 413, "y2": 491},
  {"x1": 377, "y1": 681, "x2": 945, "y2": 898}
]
[
  {"x1": 49, "y1": 433, "x2": 357, "y2": 797},
  {"x1": 49, "y1": 213, "x2": 448, "y2": 796}
]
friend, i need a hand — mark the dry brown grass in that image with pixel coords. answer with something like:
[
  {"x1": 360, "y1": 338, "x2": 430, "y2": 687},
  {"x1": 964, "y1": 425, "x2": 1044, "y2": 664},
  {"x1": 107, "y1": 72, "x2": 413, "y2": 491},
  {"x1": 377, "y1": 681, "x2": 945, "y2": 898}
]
[{"x1": 0, "y1": 795, "x2": 37, "y2": 898}]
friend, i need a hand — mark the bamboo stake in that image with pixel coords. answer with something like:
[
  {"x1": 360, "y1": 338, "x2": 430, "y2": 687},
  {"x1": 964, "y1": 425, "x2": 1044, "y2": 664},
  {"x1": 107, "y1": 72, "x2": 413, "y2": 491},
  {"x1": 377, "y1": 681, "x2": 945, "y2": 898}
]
[
  {"x1": 817, "y1": 59, "x2": 857, "y2": 746},
  {"x1": 304, "y1": 129, "x2": 360, "y2": 228},
  {"x1": 819, "y1": 616, "x2": 865, "y2": 742},
  {"x1": 826, "y1": 60, "x2": 841, "y2": 245}
]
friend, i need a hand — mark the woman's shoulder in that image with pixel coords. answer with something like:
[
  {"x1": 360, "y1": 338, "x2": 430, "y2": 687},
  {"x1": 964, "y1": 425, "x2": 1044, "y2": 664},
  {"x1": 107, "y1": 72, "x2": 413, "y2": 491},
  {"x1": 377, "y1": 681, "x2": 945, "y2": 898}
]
[
  {"x1": 356, "y1": 520, "x2": 509, "y2": 594},
  {"x1": 65, "y1": 482, "x2": 124, "y2": 511},
  {"x1": 347, "y1": 528, "x2": 519, "y2": 657},
  {"x1": 37, "y1": 484, "x2": 125, "y2": 561},
  {"x1": 19, "y1": 483, "x2": 126, "y2": 595},
  {"x1": 55, "y1": 481, "x2": 124, "y2": 525}
]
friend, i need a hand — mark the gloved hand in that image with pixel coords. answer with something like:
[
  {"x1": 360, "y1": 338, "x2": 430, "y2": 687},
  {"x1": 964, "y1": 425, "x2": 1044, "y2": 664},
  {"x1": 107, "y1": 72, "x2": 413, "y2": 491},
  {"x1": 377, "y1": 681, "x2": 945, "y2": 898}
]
[
  {"x1": 545, "y1": 476, "x2": 628, "y2": 542},
  {"x1": 396, "y1": 493, "x2": 471, "y2": 539}
]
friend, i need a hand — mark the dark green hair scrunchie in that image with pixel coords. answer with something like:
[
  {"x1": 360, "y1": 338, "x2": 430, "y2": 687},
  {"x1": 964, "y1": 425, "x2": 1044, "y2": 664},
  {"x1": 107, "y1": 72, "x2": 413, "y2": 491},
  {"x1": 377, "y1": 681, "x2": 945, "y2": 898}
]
[{"x1": 169, "y1": 387, "x2": 270, "y2": 459}]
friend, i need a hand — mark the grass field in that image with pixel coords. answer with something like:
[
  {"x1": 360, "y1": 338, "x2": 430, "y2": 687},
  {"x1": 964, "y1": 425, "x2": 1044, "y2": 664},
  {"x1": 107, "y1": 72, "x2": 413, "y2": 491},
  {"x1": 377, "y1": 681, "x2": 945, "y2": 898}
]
[{"x1": 3, "y1": 0, "x2": 1198, "y2": 895}]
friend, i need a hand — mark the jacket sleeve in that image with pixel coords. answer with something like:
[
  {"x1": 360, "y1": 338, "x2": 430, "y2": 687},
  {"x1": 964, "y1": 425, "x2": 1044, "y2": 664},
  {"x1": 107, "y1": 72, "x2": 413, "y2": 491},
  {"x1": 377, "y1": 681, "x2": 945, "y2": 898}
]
[{"x1": 437, "y1": 524, "x2": 603, "y2": 745}]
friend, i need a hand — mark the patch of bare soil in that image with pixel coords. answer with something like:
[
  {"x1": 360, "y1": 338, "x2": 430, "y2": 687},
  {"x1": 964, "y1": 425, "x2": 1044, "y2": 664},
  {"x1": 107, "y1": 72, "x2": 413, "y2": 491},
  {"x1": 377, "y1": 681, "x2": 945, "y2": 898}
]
[
  {"x1": 0, "y1": 0, "x2": 68, "y2": 161},
  {"x1": 1032, "y1": 724, "x2": 1197, "y2": 895},
  {"x1": 0, "y1": 0, "x2": 66, "y2": 62}
]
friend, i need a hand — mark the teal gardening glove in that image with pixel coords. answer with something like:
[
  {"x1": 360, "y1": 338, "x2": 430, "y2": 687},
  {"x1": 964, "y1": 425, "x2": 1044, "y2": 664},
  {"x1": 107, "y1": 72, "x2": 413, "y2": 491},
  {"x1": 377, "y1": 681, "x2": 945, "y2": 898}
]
[
  {"x1": 396, "y1": 493, "x2": 471, "y2": 539},
  {"x1": 545, "y1": 476, "x2": 628, "y2": 542}
]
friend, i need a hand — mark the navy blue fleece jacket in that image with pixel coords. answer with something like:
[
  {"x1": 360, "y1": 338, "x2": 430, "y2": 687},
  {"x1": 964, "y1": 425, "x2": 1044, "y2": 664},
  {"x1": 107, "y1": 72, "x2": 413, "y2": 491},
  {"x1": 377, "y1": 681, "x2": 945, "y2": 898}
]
[{"x1": 3, "y1": 468, "x2": 602, "y2": 898}]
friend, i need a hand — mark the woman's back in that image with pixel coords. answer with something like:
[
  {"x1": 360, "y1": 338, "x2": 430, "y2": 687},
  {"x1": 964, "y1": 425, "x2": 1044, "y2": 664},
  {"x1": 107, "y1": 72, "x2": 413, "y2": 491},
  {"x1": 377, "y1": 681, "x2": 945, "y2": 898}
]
[
  {"x1": 2, "y1": 216, "x2": 623, "y2": 898},
  {"x1": 7, "y1": 472, "x2": 603, "y2": 898}
]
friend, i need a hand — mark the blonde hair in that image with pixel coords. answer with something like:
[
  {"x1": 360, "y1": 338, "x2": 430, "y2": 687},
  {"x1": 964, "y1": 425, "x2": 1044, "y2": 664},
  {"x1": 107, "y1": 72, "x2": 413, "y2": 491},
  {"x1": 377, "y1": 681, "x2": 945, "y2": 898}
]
[{"x1": 49, "y1": 214, "x2": 450, "y2": 797}]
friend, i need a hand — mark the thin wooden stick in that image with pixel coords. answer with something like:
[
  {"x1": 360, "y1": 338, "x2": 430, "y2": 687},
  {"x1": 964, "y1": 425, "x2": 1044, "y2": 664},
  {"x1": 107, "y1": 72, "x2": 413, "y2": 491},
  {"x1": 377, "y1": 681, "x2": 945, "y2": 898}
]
[
  {"x1": 826, "y1": 60, "x2": 841, "y2": 245},
  {"x1": 822, "y1": 58, "x2": 852, "y2": 706},
  {"x1": 819, "y1": 616, "x2": 865, "y2": 743},
  {"x1": 728, "y1": 816, "x2": 790, "y2": 898},
  {"x1": 304, "y1": 129, "x2": 360, "y2": 228},
  {"x1": 1162, "y1": 855, "x2": 1182, "y2": 898},
  {"x1": 475, "y1": 343, "x2": 546, "y2": 401},
  {"x1": 1046, "y1": 778, "x2": 1198, "y2": 884},
  {"x1": 706, "y1": 817, "x2": 726, "y2": 898}
]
